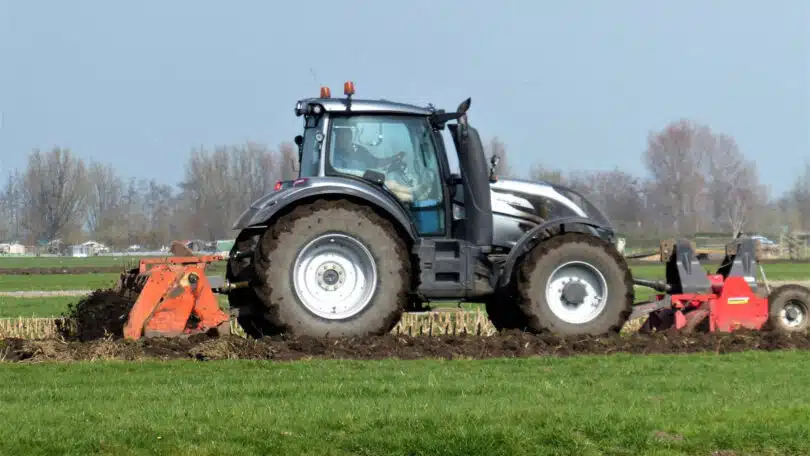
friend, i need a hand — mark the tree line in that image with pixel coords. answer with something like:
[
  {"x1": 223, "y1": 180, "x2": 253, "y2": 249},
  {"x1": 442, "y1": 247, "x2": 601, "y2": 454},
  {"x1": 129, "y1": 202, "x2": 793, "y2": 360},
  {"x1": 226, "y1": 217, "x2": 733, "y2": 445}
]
[
  {"x1": 0, "y1": 142, "x2": 298, "y2": 248},
  {"x1": 1, "y1": 118, "x2": 808, "y2": 249},
  {"x1": 516, "y1": 119, "x2": 810, "y2": 243}
]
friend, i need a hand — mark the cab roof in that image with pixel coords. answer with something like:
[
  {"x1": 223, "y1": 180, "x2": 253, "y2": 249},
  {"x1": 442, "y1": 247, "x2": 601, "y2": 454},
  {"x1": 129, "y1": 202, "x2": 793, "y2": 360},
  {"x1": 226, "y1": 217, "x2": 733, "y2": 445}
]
[{"x1": 296, "y1": 97, "x2": 434, "y2": 116}]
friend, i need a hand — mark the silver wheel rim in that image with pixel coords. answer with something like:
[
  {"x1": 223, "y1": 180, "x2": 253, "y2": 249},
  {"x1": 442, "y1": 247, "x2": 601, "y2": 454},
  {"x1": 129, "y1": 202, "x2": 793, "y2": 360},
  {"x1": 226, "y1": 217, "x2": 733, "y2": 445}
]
[
  {"x1": 292, "y1": 233, "x2": 378, "y2": 320},
  {"x1": 545, "y1": 261, "x2": 609, "y2": 325},
  {"x1": 780, "y1": 299, "x2": 807, "y2": 328}
]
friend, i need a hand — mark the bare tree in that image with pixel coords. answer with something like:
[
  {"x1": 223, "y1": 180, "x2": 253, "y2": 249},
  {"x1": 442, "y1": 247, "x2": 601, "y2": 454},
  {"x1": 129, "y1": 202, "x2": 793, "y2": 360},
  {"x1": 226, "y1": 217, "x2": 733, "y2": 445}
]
[
  {"x1": 0, "y1": 170, "x2": 22, "y2": 241},
  {"x1": 141, "y1": 179, "x2": 179, "y2": 248},
  {"x1": 180, "y1": 142, "x2": 279, "y2": 240},
  {"x1": 19, "y1": 147, "x2": 88, "y2": 243},
  {"x1": 703, "y1": 134, "x2": 765, "y2": 235},
  {"x1": 643, "y1": 119, "x2": 714, "y2": 235},
  {"x1": 485, "y1": 137, "x2": 513, "y2": 178},
  {"x1": 278, "y1": 142, "x2": 298, "y2": 180},
  {"x1": 86, "y1": 161, "x2": 124, "y2": 243},
  {"x1": 120, "y1": 177, "x2": 150, "y2": 248},
  {"x1": 529, "y1": 164, "x2": 567, "y2": 185},
  {"x1": 568, "y1": 169, "x2": 645, "y2": 235},
  {"x1": 788, "y1": 161, "x2": 810, "y2": 230}
]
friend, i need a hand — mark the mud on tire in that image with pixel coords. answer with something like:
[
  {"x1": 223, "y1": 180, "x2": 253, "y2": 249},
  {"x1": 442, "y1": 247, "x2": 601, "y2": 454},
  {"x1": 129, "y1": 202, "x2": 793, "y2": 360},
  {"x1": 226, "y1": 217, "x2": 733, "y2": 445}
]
[
  {"x1": 512, "y1": 232, "x2": 634, "y2": 336},
  {"x1": 252, "y1": 199, "x2": 411, "y2": 337},
  {"x1": 226, "y1": 235, "x2": 280, "y2": 338}
]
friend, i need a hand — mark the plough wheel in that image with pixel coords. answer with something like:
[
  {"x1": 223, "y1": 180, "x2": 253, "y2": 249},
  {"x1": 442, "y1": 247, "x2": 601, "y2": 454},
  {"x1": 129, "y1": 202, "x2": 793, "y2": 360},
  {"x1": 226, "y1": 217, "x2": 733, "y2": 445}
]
[{"x1": 767, "y1": 284, "x2": 810, "y2": 334}]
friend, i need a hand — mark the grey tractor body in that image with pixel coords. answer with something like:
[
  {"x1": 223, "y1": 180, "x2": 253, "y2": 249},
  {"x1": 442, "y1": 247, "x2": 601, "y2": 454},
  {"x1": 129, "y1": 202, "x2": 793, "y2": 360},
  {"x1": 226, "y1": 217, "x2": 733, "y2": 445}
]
[{"x1": 228, "y1": 89, "x2": 633, "y2": 337}]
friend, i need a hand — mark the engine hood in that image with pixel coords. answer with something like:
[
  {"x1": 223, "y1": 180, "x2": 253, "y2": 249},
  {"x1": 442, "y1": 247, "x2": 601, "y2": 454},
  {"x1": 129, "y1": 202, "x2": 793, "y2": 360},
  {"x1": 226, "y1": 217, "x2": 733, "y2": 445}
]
[{"x1": 489, "y1": 178, "x2": 613, "y2": 229}]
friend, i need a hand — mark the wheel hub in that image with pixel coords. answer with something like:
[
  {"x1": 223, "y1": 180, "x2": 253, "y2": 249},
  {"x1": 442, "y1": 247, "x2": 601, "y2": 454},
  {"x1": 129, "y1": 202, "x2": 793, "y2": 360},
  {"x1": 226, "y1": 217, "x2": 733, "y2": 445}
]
[
  {"x1": 545, "y1": 261, "x2": 609, "y2": 325},
  {"x1": 781, "y1": 301, "x2": 806, "y2": 327},
  {"x1": 317, "y1": 263, "x2": 345, "y2": 290},
  {"x1": 292, "y1": 233, "x2": 378, "y2": 320},
  {"x1": 561, "y1": 281, "x2": 588, "y2": 305}
]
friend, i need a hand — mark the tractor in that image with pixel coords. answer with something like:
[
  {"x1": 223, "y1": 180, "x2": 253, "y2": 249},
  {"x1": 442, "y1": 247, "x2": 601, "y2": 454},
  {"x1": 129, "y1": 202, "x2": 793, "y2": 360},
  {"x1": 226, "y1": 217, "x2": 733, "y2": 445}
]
[{"x1": 223, "y1": 81, "x2": 635, "y2": 338}]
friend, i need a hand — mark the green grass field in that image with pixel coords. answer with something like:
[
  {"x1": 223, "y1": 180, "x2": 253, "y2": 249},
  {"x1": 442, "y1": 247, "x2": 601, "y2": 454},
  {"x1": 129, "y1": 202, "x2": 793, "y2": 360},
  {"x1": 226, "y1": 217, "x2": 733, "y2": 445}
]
[
  {"x1": 0, "y1": 273, "x2": 121, "y2": 291},
  {"x1": 0, "y1": 255, "x2": 139, "y2": 268},
  {"x1": 2, "y1": 258, "x2": 809, "y2": 455},
  {"x1": 0, "y1": 352, "x2": 808, "y2": 455},
  {"x1": 0, "y1": 296, "x2": 77, "y2": 318}
]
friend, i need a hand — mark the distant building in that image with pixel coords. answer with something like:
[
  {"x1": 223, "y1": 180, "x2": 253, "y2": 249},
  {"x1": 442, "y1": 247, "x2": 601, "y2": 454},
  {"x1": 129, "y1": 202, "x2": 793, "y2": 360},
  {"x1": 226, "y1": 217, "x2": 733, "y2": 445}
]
[{"x1": 0, "y1": 242, "x2": 27, "y2": 255}]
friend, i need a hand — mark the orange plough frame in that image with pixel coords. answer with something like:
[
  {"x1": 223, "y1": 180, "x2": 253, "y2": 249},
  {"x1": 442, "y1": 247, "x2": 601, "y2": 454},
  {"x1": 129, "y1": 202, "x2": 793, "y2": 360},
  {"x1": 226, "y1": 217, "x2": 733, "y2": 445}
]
[{"x1": 122, "y1": 255, "x2": 231, "y2": 340}]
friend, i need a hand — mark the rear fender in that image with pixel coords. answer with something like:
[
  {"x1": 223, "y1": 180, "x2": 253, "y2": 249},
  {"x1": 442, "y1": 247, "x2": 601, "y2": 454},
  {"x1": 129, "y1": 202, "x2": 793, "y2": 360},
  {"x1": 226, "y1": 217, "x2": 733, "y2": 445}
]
[
  {"x1": 497, "y1": 216, "x2": 615, "y2": 287},
  {"x1": 231, "y1": 178, "x2": 419, "y2": 245}
]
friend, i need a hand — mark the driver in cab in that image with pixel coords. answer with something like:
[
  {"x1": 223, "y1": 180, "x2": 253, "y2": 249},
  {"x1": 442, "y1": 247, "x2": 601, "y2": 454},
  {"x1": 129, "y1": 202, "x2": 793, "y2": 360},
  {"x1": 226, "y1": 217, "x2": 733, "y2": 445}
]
[{"x1": 331, "y1": 127, "x2": 414, "y2": 203}]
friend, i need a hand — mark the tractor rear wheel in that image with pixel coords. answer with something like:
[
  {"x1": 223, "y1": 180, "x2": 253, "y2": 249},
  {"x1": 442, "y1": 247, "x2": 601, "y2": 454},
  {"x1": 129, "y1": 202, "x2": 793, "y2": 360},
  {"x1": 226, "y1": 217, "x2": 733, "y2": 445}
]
[
  {"x1": 512, "y1": 232, "x2": 634, "y2": 336},
  {"x1": 252, "y1": 199, "x2": 411, "y2": 337},
  {"x1": 767, "y1": 284, "x2": 810, "y2": 334}
]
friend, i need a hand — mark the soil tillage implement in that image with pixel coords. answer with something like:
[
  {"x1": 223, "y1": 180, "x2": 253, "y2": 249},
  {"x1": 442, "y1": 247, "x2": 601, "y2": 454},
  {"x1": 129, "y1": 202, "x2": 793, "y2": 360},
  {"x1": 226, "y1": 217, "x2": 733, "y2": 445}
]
[
  {"x1": 629, "y1": 237, "x2": 810, "y2": 334},
  {"x1": 113, "y1": 242, "x2": 232, "y2": 340}
]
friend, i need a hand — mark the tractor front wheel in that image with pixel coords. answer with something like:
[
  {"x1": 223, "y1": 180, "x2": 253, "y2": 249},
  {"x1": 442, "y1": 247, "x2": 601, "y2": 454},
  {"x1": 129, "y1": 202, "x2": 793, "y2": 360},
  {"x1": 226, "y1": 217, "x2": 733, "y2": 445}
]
[
  {"x1": 512, "y1": 232, "x2": 634, "y2": 336},
  {"x1": 252, "y1": 199, "x2": 411, "y2": 337}
]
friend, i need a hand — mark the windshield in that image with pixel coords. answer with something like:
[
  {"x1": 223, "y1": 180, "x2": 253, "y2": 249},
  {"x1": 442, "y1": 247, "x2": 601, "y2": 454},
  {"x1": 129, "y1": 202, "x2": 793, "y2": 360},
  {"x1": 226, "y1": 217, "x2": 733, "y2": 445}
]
[
  {"x1": 298, "y1": 115, "x2": 324, "y2": 177},
  {"x1": 325, "y1": 114, "x2": 444, "y2": 206}
]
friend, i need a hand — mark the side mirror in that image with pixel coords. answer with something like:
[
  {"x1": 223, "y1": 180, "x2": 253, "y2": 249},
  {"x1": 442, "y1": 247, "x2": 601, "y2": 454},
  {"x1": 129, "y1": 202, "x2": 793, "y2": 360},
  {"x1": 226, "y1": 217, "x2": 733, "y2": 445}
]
[
  {"x1": 295, "y1": 135, "x2": 304, "y2": 162},
  {"x1": 489, "y1": 155, "x2": 500, "y2": 182},
  {"x1": 447, "y1": 173, "x2": 463, "y2": 185}
]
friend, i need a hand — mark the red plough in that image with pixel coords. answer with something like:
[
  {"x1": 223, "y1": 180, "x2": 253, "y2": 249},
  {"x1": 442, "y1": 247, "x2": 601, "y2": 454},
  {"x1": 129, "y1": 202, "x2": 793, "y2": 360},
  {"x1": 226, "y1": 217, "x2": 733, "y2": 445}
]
[{"x1": 630, "y1": 237, "x2": 810, "y2": 334}]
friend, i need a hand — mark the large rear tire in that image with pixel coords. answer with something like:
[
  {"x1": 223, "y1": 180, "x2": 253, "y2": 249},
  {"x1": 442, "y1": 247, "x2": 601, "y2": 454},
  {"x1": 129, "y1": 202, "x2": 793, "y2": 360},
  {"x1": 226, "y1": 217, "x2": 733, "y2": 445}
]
[
  {"x1": 252, "y1": 199, "x2": 411, "y2": 337},
  {"x1": 511, "y1": 232, "x2": 634, "y2": 336}
]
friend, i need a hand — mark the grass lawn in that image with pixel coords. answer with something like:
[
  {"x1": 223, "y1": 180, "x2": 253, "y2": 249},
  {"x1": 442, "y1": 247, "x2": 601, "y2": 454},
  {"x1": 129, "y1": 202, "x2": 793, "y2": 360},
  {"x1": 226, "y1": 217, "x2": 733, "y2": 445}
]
[
  {"x1": 630, "y1": 262, "x2": 810, "y2": 281},
  {"x1": 0, "y1": 296, "x2": 78, "y2": 318},
  {"x1": 0, "y1": 274, "x2": 121, "y2": 291},
  {"x1": 0, "y1": 352, "x2": 809, "y2": 455},
  {"x1": 0, "y1": 256, "x2": 141, "y2": 269}
]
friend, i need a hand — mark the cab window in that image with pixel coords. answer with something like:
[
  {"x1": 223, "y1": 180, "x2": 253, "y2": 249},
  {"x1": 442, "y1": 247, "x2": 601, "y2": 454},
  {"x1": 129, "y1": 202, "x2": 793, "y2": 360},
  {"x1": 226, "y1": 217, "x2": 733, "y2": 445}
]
[{"x1": 326, "y1": 115, "x2": 446, "y2": 236}]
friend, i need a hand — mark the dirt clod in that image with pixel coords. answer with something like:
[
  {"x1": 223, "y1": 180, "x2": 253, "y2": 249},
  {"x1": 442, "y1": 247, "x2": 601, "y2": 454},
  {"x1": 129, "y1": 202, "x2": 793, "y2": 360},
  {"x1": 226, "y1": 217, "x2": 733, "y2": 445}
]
[{"x1": 61, "y1": 289, "x2": 137, "y2": 341}]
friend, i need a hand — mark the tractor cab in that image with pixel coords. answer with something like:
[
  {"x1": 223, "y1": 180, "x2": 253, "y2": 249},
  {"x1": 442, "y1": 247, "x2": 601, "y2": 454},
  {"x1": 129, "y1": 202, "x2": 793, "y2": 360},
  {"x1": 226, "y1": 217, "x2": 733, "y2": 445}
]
[{"x1": 292, "y1": 82, "x2": 495, "y2": 253}]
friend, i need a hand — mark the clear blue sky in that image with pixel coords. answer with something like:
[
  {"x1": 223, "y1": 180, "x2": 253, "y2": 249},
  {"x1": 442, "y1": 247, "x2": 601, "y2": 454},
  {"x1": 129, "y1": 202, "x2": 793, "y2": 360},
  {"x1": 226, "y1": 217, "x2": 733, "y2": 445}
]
[{"x1": 1, "y1": 0, "x2": 808, "y2": 197}]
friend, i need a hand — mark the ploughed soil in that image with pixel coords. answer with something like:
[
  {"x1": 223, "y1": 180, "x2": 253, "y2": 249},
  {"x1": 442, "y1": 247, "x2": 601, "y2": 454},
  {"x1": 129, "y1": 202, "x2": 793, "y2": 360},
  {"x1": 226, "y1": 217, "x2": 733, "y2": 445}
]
[
  {"x1": 3, "y1": 326, "x2": 810, "y2": 363},
  {"x1": 2, "y1": 289, "x2": 810, "y2": 363}
]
